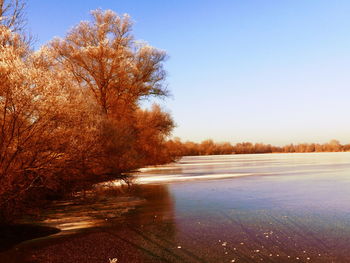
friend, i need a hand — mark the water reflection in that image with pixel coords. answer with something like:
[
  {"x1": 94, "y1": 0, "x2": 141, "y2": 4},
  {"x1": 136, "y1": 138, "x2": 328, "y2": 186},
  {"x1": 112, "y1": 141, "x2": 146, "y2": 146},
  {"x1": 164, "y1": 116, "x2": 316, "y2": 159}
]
[
  {"x1": 2, "y1": 153, "x2": 350, "y2": 262},
  {"x1": 0, "y1": 184, "x2": 179, "y2": 263}
]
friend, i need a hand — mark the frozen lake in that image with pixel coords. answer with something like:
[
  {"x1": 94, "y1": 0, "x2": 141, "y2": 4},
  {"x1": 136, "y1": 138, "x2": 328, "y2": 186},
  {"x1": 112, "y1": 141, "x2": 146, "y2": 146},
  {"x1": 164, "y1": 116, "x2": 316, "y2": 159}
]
[{"x1": 2, "y1": 152, "x2": 350, "y2": 262}]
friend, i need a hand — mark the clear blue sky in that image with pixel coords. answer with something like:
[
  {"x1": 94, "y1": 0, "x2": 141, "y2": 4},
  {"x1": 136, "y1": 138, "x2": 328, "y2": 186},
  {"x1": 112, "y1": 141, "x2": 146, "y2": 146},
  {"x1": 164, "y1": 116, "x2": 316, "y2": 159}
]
[{"x1": 27, "y1": 0, "x2": 350, "y2": 145}]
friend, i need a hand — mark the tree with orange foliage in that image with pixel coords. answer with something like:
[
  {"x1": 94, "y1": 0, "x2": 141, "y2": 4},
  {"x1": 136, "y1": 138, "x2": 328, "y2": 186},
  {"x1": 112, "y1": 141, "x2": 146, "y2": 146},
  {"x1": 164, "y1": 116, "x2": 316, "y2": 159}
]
[
  {"x1": 46, "y1": 9, "x2": 174, "y2": 176},
  {"x1": 0, "y1": 26, "x2": 102, "y2": 220},
  {"x1": 49, "y1": 9, "x2": 168, "y2": 116},
  {"x1": 0, "y1": 7, "x2": 176, "y2": 222}
]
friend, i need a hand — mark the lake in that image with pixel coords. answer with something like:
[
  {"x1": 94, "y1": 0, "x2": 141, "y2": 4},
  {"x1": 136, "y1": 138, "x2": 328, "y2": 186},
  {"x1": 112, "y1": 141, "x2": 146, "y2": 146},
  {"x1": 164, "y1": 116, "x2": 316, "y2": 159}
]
[{"x1": 2, "y1": 152, "x2": 350, "y2": 262}]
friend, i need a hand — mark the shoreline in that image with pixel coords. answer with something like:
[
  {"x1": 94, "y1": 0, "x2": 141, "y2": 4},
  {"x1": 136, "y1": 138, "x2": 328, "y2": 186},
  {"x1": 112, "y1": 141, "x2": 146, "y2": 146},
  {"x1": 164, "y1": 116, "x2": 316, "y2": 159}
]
[{"x1": 1, "y1": 153, "x2": 350, "y2": 262}]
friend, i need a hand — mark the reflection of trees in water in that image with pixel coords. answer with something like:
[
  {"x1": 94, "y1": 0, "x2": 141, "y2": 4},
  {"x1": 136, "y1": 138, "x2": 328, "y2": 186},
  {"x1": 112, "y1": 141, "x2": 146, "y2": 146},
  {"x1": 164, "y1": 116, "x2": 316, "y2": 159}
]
[
  {"x1": 114, "y1": 184, "x2": 183, "y2": 262},
  {"x1": 127, "y1": 184, "x2": 176, "y2": 230},
  {"x1": 0, "y1": 184, "x2": 179, "y2": 263}
]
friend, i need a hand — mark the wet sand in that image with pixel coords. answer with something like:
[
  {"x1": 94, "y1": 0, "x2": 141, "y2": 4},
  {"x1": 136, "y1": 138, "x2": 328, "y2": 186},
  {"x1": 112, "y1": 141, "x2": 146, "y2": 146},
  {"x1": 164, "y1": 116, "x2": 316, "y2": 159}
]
[{"x1": 1, "y1": 153, "x2": 350, "y2": 262}]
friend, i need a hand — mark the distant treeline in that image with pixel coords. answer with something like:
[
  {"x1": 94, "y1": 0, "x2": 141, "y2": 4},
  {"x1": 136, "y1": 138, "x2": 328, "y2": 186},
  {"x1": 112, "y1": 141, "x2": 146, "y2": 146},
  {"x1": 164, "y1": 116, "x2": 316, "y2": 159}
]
[{"x1": 165, "y1": 139, "x2": 350, "y2": 156}]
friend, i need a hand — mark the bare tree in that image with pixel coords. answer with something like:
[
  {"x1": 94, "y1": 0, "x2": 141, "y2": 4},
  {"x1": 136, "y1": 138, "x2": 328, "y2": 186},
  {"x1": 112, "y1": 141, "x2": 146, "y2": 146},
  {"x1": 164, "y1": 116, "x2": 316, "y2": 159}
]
[
  {"x1": 0, "y1": 0, "x2": 26, "y2": 32},
  {"x1": 49, "y1": 9, "x2": 168, "y2": 117},
  {"x1": 47, "y1": 9, "x2": 173, "y2": 176}
]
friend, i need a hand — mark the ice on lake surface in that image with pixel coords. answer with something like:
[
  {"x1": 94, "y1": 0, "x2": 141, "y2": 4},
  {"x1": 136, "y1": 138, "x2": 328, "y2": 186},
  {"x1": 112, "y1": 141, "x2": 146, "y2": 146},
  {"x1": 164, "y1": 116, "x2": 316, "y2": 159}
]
[
  {"x1": 3, "y1": 152, "x2": 350, "y2": 263},
  {"x1": 136, "y1": 152, "x2": 350, "y2": 184},
  {"x1": 130, "y1": 153, "x2": 350, "y2": 262}
]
